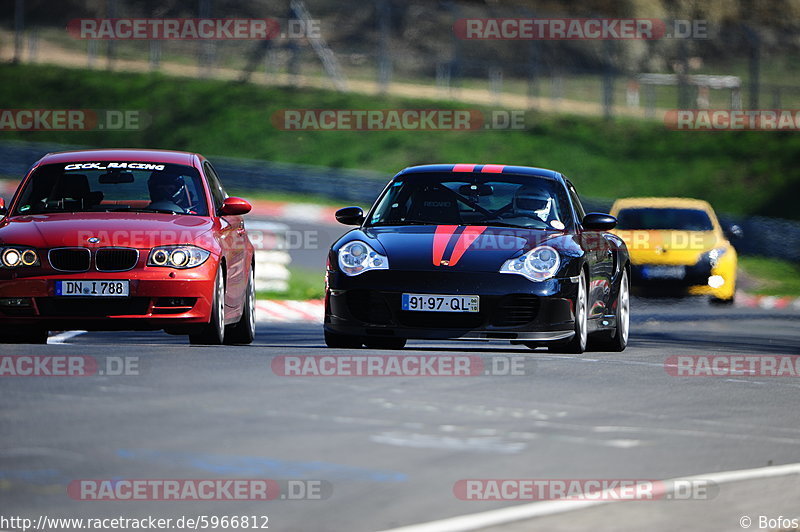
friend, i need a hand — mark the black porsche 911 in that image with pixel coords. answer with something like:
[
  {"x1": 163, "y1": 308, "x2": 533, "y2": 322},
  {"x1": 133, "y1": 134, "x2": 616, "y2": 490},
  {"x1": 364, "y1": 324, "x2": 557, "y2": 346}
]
[{"x1": 324, "y1": 164, "x2": 630, "y2": 353}]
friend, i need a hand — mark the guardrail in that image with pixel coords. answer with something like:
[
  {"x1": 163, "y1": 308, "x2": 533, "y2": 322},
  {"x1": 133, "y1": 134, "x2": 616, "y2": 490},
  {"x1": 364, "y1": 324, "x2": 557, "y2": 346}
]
[{"x1": 1, "y1": 141, "x2": 798, "y2": 262}]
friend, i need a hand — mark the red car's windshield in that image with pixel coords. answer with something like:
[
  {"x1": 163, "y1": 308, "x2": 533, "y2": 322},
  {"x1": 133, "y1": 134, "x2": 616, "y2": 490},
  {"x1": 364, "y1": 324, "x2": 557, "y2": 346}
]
[{"x1": 12, "y1": 162, "x2": 209, "y2": 216}]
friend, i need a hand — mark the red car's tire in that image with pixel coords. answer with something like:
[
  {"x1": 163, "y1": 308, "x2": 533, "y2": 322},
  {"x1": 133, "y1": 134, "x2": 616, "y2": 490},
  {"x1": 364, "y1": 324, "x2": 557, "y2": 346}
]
[
  {"x1": 189, "y1": 265, "x2": 225, "y2": 345},
  {"x1": 1, "y1": 326, "x2": 48, "y2": 344},
  {"x1": 224, "y1": 267, "x2": 256, "y2": 345}
]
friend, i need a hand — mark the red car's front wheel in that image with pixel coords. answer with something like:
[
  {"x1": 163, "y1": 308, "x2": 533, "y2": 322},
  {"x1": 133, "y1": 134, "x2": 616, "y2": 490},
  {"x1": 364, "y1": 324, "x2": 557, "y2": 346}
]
[{"x1": 189, "y1": 265, "x2": 226, "y2": 345}]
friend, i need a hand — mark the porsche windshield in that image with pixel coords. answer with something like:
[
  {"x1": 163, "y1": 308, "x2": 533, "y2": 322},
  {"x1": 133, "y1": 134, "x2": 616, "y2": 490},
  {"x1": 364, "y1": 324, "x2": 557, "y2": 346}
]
[
  {"x1": 616, "y1": 208, "x2": 714, "y2": 231},
  {"x1": 12, "y1": 162, "x2": 209, "y2": 216},
  {"x1": 367, "y1": 172, "x2": 571, "y2": 230}
]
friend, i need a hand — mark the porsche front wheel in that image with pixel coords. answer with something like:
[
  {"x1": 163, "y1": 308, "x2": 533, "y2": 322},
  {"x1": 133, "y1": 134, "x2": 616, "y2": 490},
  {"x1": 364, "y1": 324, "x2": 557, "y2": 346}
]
[
  {"x1": 549, "y1": 272, "x2": 588, "y2": 354},
  {"x1": 591, "y1": 269, "x2": 630, "y2": 352}
]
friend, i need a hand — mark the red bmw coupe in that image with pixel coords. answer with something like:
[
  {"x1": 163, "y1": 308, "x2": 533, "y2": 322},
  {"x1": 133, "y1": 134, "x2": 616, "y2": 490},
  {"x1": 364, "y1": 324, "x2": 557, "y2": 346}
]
[{"x1": 0, "y1": 149, "x2": 255, "y2": 345}]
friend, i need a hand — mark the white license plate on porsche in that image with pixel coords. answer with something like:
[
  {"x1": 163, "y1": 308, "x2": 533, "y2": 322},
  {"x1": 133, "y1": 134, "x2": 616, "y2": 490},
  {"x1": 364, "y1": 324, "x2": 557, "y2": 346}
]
[
  {"x1": 55, "y1": 280, "x2": 130, "y2": 297},
  {"x1": 402, "y1": 294, "x2": 479, "y2": 312},
  {"x1": 642, "y1": 266, "x2": 686, "y2": 280}
]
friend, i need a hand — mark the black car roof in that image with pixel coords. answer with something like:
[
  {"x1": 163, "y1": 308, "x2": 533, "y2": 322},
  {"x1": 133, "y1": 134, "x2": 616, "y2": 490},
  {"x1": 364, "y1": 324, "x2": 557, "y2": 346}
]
[{"x1": 396, "y1": 164, "x2": 563, "y2": 182}]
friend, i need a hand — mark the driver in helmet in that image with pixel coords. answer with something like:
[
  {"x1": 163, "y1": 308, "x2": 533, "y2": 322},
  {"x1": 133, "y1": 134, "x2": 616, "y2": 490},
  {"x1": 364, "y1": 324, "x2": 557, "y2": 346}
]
[
  {"x1": 147, "y1": 171, "x2": 190, "y2": 212},
  {"x1": 513, "y1": 185, "x2": 554, "y2": 223}
]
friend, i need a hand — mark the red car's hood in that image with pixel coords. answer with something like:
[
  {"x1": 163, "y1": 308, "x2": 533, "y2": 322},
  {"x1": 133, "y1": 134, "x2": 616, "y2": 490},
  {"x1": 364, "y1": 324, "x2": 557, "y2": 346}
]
[{"x1": 0, "y1": 212, "x2": 215, "y2": 249}]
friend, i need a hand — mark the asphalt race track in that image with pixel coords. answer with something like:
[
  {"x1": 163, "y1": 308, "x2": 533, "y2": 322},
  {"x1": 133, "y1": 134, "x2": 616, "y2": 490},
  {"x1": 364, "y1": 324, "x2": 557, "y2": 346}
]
[
  {"x1": 2, "y1": 292, "x2": 799, "y2": 532},
  {"x1": 2, "y1": 217, "x2": 800, "y2": 532}
]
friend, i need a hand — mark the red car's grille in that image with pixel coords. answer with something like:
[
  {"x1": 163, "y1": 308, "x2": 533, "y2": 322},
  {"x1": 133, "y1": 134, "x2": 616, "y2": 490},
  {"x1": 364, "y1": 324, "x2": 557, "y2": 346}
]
[
  {"x1": 48, "y1": 248, "x2": 91, "y2": 272},
  {"x1": 95, "y1": 248, "x2": 139, "y2": 272}
]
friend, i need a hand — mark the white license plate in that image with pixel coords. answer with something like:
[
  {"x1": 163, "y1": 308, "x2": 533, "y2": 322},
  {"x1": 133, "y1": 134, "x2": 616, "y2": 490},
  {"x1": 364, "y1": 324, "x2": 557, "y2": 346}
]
[
  {"x1": 642, "y1": 266, "x2": 686, "y2": 280},
  {"x1": 55, "y1": 280, "x2": 130, "y2": 297},
  {"x1": 402, "y1": 294, "x2": 479, "y2": 312}
]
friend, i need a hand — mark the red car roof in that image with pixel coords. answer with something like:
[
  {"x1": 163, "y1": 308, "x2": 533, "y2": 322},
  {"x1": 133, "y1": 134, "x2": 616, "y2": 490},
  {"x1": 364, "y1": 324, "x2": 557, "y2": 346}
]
[{"x1": 38, "y1": 149, "x2": 198, "y2": 166}]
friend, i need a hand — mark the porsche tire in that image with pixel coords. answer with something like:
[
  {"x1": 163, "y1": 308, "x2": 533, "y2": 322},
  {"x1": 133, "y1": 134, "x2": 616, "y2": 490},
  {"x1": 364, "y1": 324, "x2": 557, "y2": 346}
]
[
  {"x1": 324, "y1": 330, "x2": 363, "y2": 349},
  {"x1": 363, "y1": 337, "x2": 406, "y2": 350},
  {"x1": 549, "y1": 271, "x2": 588, "y2": 354},
  {"x1": 590, "y1": 269, "x2": 630, "y2": 352}
]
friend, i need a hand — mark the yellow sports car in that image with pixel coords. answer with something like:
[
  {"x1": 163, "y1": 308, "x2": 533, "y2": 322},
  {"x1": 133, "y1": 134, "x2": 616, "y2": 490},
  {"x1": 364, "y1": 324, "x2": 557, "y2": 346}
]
[{"x1": 610, "y1": 197, "x2": 737, "y2": 303}]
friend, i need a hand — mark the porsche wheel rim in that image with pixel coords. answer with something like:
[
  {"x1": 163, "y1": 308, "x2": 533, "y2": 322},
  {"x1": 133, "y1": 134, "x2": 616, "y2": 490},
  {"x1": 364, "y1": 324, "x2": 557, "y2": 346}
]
[
  {"x1": 619, "y1": 270, "x2": 630, "y2": 344},
  {"x1": 577, "y1": 274, "x2": 587, "y2": 349}
]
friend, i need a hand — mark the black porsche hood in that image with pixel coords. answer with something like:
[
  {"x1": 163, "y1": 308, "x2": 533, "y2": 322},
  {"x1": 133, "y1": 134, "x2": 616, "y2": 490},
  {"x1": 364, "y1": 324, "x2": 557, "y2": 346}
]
[{"x1": 359, "y1": 225, "x2": 565, "y2": 272}]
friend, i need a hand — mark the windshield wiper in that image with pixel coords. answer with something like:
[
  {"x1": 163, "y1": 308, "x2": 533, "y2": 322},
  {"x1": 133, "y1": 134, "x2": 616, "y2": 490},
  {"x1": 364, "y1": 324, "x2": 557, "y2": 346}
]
[
  {"x1": 465, "y1": 221, "x2": 548, "y2": 229},
  {"x1": 104, "y1": 207, "x2": 182, "y2": 215},
  {"x1": 368, "y1": 220, "x2": 436, "y2": 226}
]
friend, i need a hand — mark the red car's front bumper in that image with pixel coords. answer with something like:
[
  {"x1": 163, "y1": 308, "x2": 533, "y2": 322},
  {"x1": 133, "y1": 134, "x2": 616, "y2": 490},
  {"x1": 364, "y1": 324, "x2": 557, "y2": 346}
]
[{"x1": 0, "y1": 260, "x2": 217, "y2": 331}]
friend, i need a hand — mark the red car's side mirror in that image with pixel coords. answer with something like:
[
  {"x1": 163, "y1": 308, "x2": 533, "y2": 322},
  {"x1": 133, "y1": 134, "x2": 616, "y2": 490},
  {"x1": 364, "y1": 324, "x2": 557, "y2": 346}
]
[
  {"x1": 219, "y1": 197, "x2": 252, "y2": 216},
  {"x1": 0, "y1": 197, "x2": 6, "y2": 216}
]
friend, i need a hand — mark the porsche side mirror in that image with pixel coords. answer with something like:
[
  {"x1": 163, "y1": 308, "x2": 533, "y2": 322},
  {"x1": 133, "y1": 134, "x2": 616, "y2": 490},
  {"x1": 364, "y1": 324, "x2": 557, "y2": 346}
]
[
  {"x1": 335, "y1": 206, "x2": 364, "y2": 226},
  {"x1": 582, "y1": 213, "x2": 617, "y2": 231},
  {"x1": 0, "y1": 197, "x2": 6, "y2": 216},
  {"x1": 219, "y1": 197, "x2": 252, "y2": 216}
]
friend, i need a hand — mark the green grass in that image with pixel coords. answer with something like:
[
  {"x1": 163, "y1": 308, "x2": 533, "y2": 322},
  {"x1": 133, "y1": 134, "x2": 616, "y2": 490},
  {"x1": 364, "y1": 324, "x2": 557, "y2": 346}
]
[
  {"x1": 1, "y1": 63, "x2": 799, "y2": 220},
  {"x1": 739, "y1": 256, "x2": 800, "y2": 297},
  {"x1": 257, "y1": 266, "x2": 325, "y2": 300}
]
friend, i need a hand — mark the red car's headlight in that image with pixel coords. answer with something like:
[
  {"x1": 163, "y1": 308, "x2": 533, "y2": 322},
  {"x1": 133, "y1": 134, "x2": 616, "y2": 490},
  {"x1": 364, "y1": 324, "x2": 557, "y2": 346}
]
[
  {"x1": 147, "y1": 245, "x2": 210, "y2": 269},
  {"x1": 1, "y1": 246, "x2": 40, "y2": 268}
]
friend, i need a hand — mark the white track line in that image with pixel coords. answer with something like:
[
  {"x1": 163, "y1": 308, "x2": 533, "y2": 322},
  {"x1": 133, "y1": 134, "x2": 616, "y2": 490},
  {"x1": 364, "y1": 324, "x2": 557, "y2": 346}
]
[
  {"x1": 47, "y1": 330, "x2": 87, "y2": 344},
  {"x1": 378, "y1": 462, "x2": 800, "y2": 532}
]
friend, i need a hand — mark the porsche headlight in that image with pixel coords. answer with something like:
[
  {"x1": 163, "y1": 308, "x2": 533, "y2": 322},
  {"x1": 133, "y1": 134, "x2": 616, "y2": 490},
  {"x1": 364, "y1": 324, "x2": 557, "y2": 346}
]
[
  {"x1": 704, "y1": 247, "x2": 727, "y2": 268},
  {"x1": 147, "y1": 245, "x2": 210, "y2": 269},
  {"x1": 500, "y1": 245, "x2": 561, "y2": 282},
  {"x1": 1, "y1": 246, "x2": 40, "y2": 268},
  {"x1": 338, "y1": 240, "x2": 388, "y2": 276}
]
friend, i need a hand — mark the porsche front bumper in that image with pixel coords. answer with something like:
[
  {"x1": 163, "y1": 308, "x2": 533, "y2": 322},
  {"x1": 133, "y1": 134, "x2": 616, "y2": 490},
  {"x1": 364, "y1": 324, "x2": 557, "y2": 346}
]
[{"x1": 324, "y1": 270, "x2": 578, "y2": 341}]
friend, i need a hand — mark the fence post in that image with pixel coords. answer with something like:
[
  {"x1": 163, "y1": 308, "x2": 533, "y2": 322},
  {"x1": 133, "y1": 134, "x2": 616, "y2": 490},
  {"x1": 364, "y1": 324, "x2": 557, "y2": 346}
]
[
  {"x1": 376, "y1": 0, "x2": 392, "y2": 93},
  {"x1": 602, "y1": 40, "x2": 615, "y2": 119},
  {"x1": 149, "y1": 41, "x2": 161, "y2": 71},
  {"x1": 489, "y1": 67, "x2": 503, "y2": 106},
  {"x1": 13, "y1": 0, "x2": 24, "y2": 63},
  {"x1": 198, "y1": 0, "x2": 214, "y2": 78},
  {"x1": 748, "y1": 27, "x2": 760, "y2": 109},
  {"x1": 106, "y1": 0, "x2": 117, "y2": 70}
]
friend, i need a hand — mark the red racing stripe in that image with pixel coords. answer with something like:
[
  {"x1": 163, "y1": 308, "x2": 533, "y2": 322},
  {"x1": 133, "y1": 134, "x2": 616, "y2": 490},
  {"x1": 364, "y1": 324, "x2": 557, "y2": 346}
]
[
  {"x1": 452, "y1": 164, "x2": 476, "y2": 172},
  {"x1": 433, "y1": 225, "x2": 458, "y2": 266},
  {"x1": 448, "y1": 226, "x2": 487, "y2": 266},
  {"x1": 481, "y1": 164, "x2": 505, "y2": 173}
]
